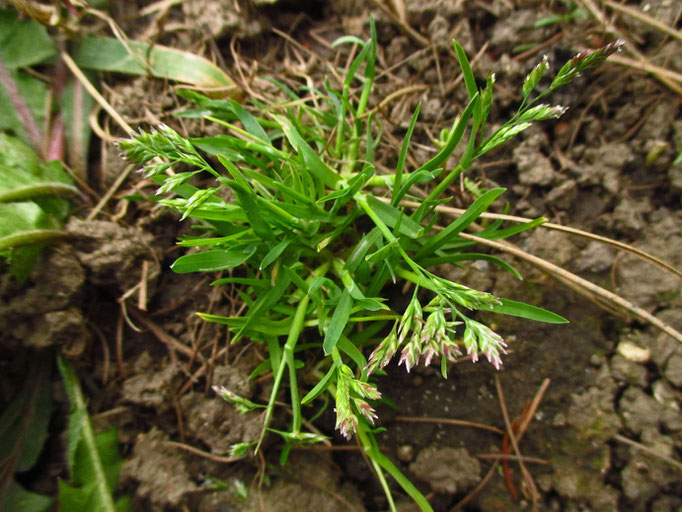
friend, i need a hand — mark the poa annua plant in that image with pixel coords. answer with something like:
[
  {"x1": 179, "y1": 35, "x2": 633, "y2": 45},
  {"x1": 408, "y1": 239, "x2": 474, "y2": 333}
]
[{"x1": 121, "y1": 23, "x2": 622, "y2": 511}]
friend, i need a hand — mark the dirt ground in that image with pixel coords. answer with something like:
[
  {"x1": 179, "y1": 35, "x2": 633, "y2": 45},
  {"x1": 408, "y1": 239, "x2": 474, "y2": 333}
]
[{"x1": 2, "y1": 1, "x2": 682, "y2": 511}]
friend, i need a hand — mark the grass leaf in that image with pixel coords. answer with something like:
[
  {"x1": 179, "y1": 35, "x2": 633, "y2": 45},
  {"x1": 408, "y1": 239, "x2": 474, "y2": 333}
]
[
  {"x1": 393, "y1": 103, "x2": 422, "y2": 204},
  {"x1": 323, "y1": 289, "x2": 353, "y2": 355},
  {"x1": 453, "y1": 40, "x2": 478, "y2": 102},
  {"x1": 479, "y1": 298, "x2": 569, "y2": 323},
  {"x1": 171, "y1": 247, "x2": 256, "y2": 273},
  {"x1": 301, "y1": 361, "x2": 340, "y2": 404},
  {"x1": 416, "y1": 188, "x2": 506, "y2": 258}
]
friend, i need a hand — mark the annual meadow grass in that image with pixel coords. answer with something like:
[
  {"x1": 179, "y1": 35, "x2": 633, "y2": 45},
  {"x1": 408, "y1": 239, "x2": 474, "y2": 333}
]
[{"x1": 121, "y1": 23, "x2": 622, "y2": 510}]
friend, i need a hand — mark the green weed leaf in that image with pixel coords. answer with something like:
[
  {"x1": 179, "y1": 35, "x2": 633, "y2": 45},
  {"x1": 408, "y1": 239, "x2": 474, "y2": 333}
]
[
  {"x1": 57, "y1": 356, "x2": 129, "y2": 512},
  {"x1": 0, "y1": 9, "x2": 56, "y2": 69},
  {"x1": 73, "y1": 37, "x2": 237, "y2": 92},
  {"x1": 0, "y1": 355, "x2": 53, "y2": 511}
]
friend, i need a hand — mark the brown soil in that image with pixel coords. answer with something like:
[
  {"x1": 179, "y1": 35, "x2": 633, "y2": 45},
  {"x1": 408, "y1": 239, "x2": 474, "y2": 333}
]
[{"x1": 2, "y1": 1, "x2": 682, "y2": 511}]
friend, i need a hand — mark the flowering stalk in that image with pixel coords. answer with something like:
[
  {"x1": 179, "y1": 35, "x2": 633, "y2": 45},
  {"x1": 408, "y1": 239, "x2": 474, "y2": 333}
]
[
  {"x1": 461, "y1": 318, "x2": 508, "y2": 370},
  {"x1": 334, "y1": 364, "x2": 381, "y2": 439}
]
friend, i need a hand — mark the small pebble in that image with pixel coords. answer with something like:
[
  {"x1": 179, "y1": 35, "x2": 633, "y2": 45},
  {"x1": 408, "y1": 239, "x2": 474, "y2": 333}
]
[
  {"x1": 589, "y1": 354, "x2": 603, "y2": 366},
  {"x1": 617, "y1": 341, "x2": 651, "y2": 363},
  {"x1": 552, "y1": 412, "x2": 566, "y2": 426},
  {"x1": 397, "y1": 444, "x2": 415, "y2": 463}
]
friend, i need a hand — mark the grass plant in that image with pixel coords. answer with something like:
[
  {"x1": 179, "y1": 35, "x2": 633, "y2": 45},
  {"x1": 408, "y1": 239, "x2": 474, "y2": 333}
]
[{"x1": 121, "y1": 23, "x2": 622, "y2": 511}]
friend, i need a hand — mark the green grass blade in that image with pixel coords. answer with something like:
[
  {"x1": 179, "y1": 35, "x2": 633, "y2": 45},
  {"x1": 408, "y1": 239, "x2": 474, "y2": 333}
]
[
  {"x1": 338, "y1": 335, "x2": 367, "y2": 368},
  {"x1": 479, "y1": 298, "x2": 569, "y2": 323},
  {"x1": 171, "y1": 247, "x2": 256, "y2": 273},
  {"x1": 393, "y1": 103, "x2": 421, "y2": 204},
  {"x1": 421, "y1": 252, "x2": 523, "y2": 280},
  {"x1": 345, "y1": 227, "x2": 381, "y2": 272},
  {"x1": 323, "y1": 289, "x2": 353, "y2": 355},
  {"x1": 415, "y1": 92, "x2": 478, "y2": 173},
  {"x1": 366, "y1": 195, "x2": 422, "y2": 238},
  {"x1": 301, "y1": 360, "x2": 340, "y2": 404},
  {"x1": 392, "y1": 169, "x2": 441, "y2": 206},
  {"x1": 358, "y1": 427, "x2": 433, "y2": 512},
  {"x1": 218, "y1": 159, "x2": 276, "y2": 244},
  {"x1": 272, "y1": 114, "x2": 340, "y2": 188},
  {"x1": 226, "y1": 98, "x2": 270, "y2": 142},
  {"x1": 416, "y1": 188, "x2": 506, "y2": 258},
  {"x1": 478, "y1": 216, "x2": 546, "y2": 240},
  {"x1": 453, "y1": 40, "x2": 477, "y2": 102},
  {"x1": 233, "y1": 271, "x2": 292, "y2": 342},
  {"x1": 260, "y1": 239, "x2": 292, "y2": 270}
]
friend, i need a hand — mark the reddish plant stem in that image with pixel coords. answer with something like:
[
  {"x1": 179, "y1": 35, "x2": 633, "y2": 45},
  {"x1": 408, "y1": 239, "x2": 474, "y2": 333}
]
[{"x1": 0, "y1": 56, "x2": 43, "y2": 157}]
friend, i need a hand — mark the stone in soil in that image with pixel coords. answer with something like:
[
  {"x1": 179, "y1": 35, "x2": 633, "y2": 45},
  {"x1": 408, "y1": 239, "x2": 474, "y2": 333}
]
[
  {"x1": 409, "y1": 446, "x2": 481, "y2": 494},
  {"x1": 179, "y1": 391, "x2": 263, "y2": 456},
  {"x1": 121, "y1": 427, "x2": 198, "y2": 508},
  {"x1": 121, "y1": 355, "x2": 182, "y2": 413},
  {"x1": 610, "y1": 354, "x2": 648, "y2": 388},
  {"x1": 68, "y1": 218, "x2": 161, "y2": 293},
  {"x1": 619, "y1": 386, "x2": 663, "y2": 435}
]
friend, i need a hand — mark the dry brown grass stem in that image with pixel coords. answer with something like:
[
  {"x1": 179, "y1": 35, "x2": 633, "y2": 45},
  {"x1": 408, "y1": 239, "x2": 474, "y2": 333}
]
[
  {"x1": 457, "y1": 231, "x2": 682, "y2": 343},
  {"x1": 394, "y1": 416, "x2": 505, "y2": 435},
  {"x1": 613, "y1": 434, "x2": 682, "y2": 471},
  {"x1": 578, "y1": 0, "x2": 682, "y2": 95},
  {"x1": 607, "y1": 54, "x2": 682, "y2": 85},
  {"x1": 604, "y1": 0, "x2": 682, "y2": 44},
  {"x1": 61, "y1": 51, "x2": 135, "y2": 135},
  {"x1": 494, "y1": 375, "x2": 540, "y2": 504},
  {"x1": 367, "y1": 0, "x2": 429, "y2": 47},
  {"x1": 397, "y1": 199, "x2": 682, "y2": 280},
  {"x1": 163, "y1": 441, "x2": 244, "y2": 464}
]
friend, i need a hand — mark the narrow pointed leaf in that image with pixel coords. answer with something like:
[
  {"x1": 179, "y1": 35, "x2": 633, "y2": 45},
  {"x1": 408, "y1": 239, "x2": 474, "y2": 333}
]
[
  {"x1": 171, "y1": 247, "x2": 256, "y2": 273},
  {"x1": 416, "y1": 188, "x2": 506, "y2": 258},
  {"x1": 479, "y1": 298, "x2": 568, "y2": 323},
  {"x1": 302, "y1": 361, "x2": 340, "y2": 404},
  {"x1": 323, "y1": 289, "x2": 353, "y2": 355}
]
